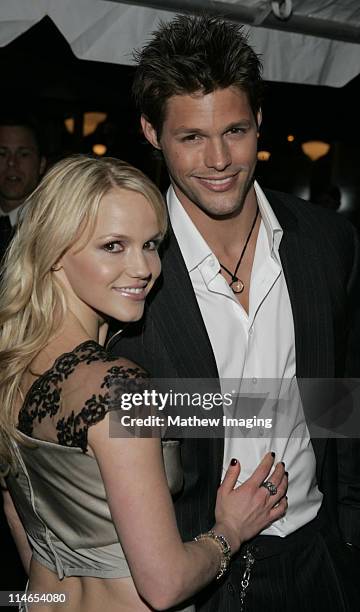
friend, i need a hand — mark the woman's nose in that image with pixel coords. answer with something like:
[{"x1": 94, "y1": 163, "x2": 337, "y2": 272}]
[{"x1": 127, "y1": 250, "x2": 152, "y2": 279}]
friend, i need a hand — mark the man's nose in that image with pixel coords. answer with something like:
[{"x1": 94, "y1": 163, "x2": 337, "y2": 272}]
[
  {"x1": 7, "y1": 153, "x2": 17, "y2": 168},
  {"x1": 204, "y1": 138, "x2": 231, "y2": 171}
]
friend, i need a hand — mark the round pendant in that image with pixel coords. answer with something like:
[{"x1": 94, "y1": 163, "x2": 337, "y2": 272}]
[{"x1": 231, "y1": 279, "x2": 244, "y2": 294}]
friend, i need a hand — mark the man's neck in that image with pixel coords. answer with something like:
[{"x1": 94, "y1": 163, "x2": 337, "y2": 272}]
[{"x1": 175, "y1": 184, "x2": 259, "y2": 258}]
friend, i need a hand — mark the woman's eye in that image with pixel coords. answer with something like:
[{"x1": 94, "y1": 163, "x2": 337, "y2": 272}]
[
  {"x1": 103, "y1": 241, "x2": 123, "y2": 253},
  {"x1": 144, "y1": 240, "x2": 160, "y2": 251},
  {"x1": 227, "y1": 127, "x2": 246, "y2": 135}
]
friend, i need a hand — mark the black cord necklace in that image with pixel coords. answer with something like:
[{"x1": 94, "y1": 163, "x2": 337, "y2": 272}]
[{"x1": 219, "y1": 207, "x2": 259, "y2": 294}]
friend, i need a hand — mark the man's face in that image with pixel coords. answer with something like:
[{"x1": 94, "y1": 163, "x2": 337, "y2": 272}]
[
  {"x1": 142, "y1": 86, "x2": 260, "y2": 218},
  {"x1": 0, "y1": 125, "x2": 46, "y2": 212}
]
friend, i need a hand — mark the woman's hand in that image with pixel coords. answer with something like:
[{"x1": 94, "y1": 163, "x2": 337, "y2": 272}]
[{"x1": 214, "y1": 452, "x2": 288, "y2": 553}]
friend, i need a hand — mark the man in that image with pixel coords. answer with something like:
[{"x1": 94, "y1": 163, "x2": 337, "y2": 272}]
[
  {"x1": 0, "y1": 118, "x2": 46, "y2": 260},
  {"x1": 109, "y1": 15, "x2": 360, "y2": 611}
]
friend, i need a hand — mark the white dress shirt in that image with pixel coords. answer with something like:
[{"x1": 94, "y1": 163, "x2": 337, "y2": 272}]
[{"x1": 167, "y1": 182, "x2": 322, "y2": 536}]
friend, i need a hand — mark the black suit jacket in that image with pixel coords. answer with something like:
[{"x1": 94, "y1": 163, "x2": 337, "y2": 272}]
[
  {"x1": 0, "y1": 216, "x2": 14, "y2": 263},
  {"x1": 109, "y1": 189, "x2": 360, "y2": 546}
]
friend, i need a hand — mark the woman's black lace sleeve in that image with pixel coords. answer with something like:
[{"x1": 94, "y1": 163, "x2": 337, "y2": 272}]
[{"x1": 18, "y1": 340, "x2": 148, "y2": 453}]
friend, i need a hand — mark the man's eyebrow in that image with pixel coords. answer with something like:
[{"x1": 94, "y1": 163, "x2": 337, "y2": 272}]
[
  {"x1": 17, "y1": 146, "x2": 37, "y2": 151},
  {"x1": 172, "y1": 120, "x2": 253, "y2": 136},
  {"x1": 172, "y1": 127, "x2": 206, "y2": 135},
  {"x1": 0, "y1": 145, "x2": 36, "y2": 151}
]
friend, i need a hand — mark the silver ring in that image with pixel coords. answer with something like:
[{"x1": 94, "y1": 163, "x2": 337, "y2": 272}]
[{"x1": 261, "y1": 480, "x2": 277, "y2": 495}]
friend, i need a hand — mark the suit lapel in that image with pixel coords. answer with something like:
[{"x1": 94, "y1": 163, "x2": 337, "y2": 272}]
[
  {"x1": 267, "y1": 191, "x2": 332, "y2": 475},
  {"x1": 148, "y1": 228, "x2": 219, "y2": 379},
  {"x1": 148, "y1": 231, "x2": 224, "y2": 491},
  {"x1": 267, "y1": 191, "x2": 334, "y2": 378}
]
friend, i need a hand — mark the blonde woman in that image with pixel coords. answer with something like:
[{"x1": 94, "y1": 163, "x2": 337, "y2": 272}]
[{"x1": 0, "y1": 155, "x2": 287, "y2": 612}]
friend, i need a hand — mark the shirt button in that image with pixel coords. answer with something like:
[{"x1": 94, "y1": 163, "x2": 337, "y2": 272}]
[
  {"x1": 209, "y1": 257, "x2": 216, "y2": 267},
  {"x1": 249, "y1": 326, "x2": 254, "y2": 335}
]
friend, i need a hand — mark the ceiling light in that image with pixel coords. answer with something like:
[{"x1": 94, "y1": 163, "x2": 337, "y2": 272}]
[
  {"x1": 64, "y1": 118, "x2": 75, "y2": 134},
  {"x1": 301, "y1": 140, "x2": 330, "y2": 161},
  {"x1": 92, "y1": 144, "x2": 107, "y2": 156},
  {"x1": 83, "y1": 112, "x2": 107, "y2": 136},
  {"x1": 257, "y1": 150, "x2": 271, "y2": 161}
]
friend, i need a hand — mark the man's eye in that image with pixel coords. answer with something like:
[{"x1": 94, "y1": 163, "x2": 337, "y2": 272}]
[
  {"x1": 183, "y1": 134, "x2": 201, "y2": 142},
  {"x1": 103, "y1": 241, "x2": 123, "y2": 253}
]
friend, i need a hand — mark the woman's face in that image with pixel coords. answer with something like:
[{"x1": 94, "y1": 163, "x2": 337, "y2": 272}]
[{"x1": 60, "y1": 187, "x2": 162, "y2": 324}]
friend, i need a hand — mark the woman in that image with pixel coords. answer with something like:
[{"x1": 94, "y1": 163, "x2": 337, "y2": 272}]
[{"x1": 0, "y1": 155, "x2": 287, "y2": 611}]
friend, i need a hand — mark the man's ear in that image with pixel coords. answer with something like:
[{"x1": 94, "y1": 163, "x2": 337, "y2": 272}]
[
  {"x1": 256, "y1": 109, "x2": 262, "y2": 131},
  {"x1": 141, "y1": 116, "x2": 161, "y2": 150}
]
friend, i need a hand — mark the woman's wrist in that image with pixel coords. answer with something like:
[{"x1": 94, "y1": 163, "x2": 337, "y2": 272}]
[
  {"x1": 194, "y1": 528, "x2": 232, "y2": 580},
  {"x1": 212, "y1": 521, "x2": 242, "y2": 554}
]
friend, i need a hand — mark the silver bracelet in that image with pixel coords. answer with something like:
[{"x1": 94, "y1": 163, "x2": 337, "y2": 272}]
[{"x1": 194, "y1": 530, "x2": 231, "y2": 579}]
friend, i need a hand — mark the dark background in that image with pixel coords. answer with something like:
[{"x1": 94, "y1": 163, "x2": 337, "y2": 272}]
[{"x1": 1, "y1": 16, "x2": 359, "y2": 225}]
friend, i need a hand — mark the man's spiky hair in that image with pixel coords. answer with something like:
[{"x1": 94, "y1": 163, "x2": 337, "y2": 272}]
[{"x1": 133, "y1": 14, "x2": 263, "y2": 137}]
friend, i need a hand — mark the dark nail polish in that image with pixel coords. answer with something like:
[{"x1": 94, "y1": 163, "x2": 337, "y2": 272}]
[
  {"x1": 281, "y1": 462, "x2": 285, "y2": 467},
  {"x1": 271, "y1": 452, "x2": 275, "y2": 458},
  {"x1": 230, "y1": 458, "x2": 238, "y2": 466},
  {"x1": 285, "y1": 471, "x2": 289, "y2": 477}
]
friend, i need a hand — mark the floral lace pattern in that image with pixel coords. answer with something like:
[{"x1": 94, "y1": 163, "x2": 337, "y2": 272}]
[{"x1": 18, "y1": 340, "x2": 147, "y2": 453}]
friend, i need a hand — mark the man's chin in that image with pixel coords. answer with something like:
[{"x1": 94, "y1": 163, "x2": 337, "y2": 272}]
[
  {"x1": 0, "y1": 191, "x2": 26, "y2": 202},
  {"x1": 193, "y1": 180, "x2": 253, "y2": 217},
  {"x1": 195, "y1": 192, "x2": 248, "y2": 219}
]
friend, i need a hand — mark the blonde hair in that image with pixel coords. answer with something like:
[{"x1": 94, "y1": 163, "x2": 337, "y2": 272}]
[{"x1": 0, "y1": 155, "x2": 167, "y2": 467}]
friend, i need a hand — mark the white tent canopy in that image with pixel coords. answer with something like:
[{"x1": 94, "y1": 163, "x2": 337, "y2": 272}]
[{"x1": 1, "y1": 0, "x2": 360, "y2": 87}]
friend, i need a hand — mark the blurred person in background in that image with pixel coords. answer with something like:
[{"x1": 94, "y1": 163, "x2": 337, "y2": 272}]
[{"x1": 0, "y1": 117, "x2": 46, "y2": 261}]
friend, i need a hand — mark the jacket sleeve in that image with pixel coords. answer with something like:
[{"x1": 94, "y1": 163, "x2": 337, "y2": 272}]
[{"x1": 337, "y1": 223, "x2": 360, "y2": 546}]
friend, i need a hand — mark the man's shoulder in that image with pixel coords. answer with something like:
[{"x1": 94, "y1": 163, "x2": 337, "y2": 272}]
[
  {"x1": 264, "y1": 188, "x2": 356, "y2": 240},
  {"x1": 265, "y1": 187, "x2": 334, "y2": 220}
]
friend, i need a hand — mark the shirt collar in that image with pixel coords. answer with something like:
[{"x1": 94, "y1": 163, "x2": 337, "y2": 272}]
[
  {"x1": 167, "y1": 181, "x2": 283, "y2": 272},
  {"x1": 167, "y1": 187, "x2": 213, "y2": 272},
  {"x1": 0, "y1": 202, "x2": 26, "y2": 227},
  {"x1": 253, "y1": 181, "x2": 283, "y2": 258}
]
